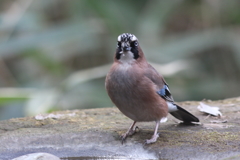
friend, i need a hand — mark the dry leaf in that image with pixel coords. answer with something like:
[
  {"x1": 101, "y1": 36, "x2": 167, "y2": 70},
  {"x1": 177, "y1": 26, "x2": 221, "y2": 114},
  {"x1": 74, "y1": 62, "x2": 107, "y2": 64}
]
[{"x1": 197, "y1": 102, "x2": 222, "y2": 117}]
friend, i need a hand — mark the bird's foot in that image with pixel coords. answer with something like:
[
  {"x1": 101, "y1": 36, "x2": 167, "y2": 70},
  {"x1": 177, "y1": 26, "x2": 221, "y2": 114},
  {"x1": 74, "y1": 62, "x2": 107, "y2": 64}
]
[
  {"x1": 121, "y1": 126, "x2": 139, "y2": 144},
  {"x1": 128, "y1": 126, "x2": 139, "y2": 136},
  {"x1": 120, "y1": 133, "x2": 128, "y2": 144},
  {"x1": 144, "y1": 133, "x2": 159, "y2": 144}
]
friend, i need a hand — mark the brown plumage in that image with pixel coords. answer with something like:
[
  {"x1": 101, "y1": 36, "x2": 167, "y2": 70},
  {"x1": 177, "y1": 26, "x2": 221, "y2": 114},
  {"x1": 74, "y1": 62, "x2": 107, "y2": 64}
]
[
  {"x1": 105, "y1": 33, "x2": 199, "y2": 144},
  {"x1": 106, "y1": 47, "x2": 168, "y2": 122}
]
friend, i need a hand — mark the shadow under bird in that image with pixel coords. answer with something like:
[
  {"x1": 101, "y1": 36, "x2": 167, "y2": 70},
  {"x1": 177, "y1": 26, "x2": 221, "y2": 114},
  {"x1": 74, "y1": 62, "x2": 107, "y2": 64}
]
[{"x1": 105, "y1": 33, "x2": 199, "y2": 144}]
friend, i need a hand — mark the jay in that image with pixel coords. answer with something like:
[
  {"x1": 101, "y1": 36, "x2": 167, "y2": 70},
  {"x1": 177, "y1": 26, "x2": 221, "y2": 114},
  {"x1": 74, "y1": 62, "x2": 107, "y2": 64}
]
[{"x1": 105, "y1": 33, "x2": 199, "y2": 144}]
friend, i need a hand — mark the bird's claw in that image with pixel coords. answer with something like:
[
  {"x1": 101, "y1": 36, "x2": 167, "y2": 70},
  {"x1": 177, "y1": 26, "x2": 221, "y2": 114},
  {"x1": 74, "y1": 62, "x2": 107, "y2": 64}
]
[
  {"x1": 121, "y1": 134, "x2": 127, "y2": 144},
  {"x1": 120, "y1": 126, "x2": 139, "y2": 144},
  {"x1": 128, "y1": 126, "x2": 139, "y2": 136},
  {"x1": 144, "y1": 133, "x2": 159, "y2": 145}
]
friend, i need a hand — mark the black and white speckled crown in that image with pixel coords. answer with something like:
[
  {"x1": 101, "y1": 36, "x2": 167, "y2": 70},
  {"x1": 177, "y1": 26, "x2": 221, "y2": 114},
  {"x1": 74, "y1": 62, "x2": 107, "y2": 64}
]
[{"x1": 117, "y1": 33, "x2": 137, "y2": 42}]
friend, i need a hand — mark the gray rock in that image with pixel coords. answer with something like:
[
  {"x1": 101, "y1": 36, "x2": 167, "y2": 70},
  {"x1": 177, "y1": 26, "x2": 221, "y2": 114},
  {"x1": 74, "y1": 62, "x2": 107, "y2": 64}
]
[
  {"x1": 0, "y1": 98, "x2": 240, "y2": 160},
  {"x1": 12, "y1": 153, "x2": 60, "y2": 160}
]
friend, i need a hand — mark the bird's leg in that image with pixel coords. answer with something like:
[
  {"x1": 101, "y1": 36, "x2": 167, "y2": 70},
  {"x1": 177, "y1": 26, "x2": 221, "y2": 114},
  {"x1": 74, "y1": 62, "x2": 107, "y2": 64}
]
[
  {"x1": 121, "y1": 121, "x2": 137, "y2": 144},
  {"x1": 145, "y1": 120, "x2": 160, "y2": 144}
]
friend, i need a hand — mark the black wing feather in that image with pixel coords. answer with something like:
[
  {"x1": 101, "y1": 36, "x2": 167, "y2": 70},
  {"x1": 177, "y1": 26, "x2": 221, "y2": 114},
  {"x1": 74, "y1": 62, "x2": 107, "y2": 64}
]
[{"x1": 156, "y1": 84, "x2": 174, "y2": 102}]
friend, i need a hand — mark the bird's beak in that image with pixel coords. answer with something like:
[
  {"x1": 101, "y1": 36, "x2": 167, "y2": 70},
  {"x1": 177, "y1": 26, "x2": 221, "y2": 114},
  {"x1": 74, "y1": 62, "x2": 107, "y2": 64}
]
[{"x1": 122, "y1": 42, "x2": 131, "y2": 52}]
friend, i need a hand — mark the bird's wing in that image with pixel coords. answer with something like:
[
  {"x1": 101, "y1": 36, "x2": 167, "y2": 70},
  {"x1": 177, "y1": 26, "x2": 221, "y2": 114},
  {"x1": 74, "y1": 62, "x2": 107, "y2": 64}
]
[
  {"x1": 144, "y1": 64, "x2": 199, "y2": 122},
  {"x1": 144, "y1": 64, "x2": 174, "y2": 102}
]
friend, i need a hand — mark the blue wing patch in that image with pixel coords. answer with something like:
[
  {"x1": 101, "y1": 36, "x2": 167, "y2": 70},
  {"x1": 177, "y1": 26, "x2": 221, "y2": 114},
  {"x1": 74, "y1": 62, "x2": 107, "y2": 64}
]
[
  {"x1": 157, "y1": 85, "x2": 167, "y2": 97},
  {"x1": 157, "y1": 85, "x2": 174, "y2": 102}
]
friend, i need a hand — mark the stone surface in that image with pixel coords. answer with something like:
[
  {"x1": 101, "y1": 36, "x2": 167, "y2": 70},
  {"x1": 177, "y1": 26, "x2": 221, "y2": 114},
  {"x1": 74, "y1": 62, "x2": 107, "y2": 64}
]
[
  {"x1": 0, "y1": 97, "x2": 240, "y2": 160},
  {"x1": 12, "y1": 153, "x2": 60, "y2": 160}
]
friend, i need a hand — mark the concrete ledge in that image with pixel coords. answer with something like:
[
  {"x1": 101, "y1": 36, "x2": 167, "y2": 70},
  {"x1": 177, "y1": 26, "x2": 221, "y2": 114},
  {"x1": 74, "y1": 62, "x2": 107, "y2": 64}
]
[{"x1": 0, "y1": 97, "x2": 240, "y2": 160}]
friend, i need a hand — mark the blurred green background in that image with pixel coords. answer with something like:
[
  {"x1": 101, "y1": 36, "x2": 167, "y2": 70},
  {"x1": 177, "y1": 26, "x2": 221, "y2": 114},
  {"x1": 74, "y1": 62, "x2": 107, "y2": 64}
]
[{"x1": 0, "y1": 0, "x2": 239, "y2": 120}]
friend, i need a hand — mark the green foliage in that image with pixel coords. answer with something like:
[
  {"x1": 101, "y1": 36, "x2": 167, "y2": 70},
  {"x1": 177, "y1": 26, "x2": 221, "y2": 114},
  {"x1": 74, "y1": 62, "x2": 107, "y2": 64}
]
[{"x1": 0, "y1": 0, "x2": 240, "y2": 120}]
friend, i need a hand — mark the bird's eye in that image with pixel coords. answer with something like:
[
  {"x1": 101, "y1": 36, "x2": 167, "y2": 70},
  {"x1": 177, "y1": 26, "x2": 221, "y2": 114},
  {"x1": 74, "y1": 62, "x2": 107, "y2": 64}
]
[
  {"x1": 134, "y1": 41, "x2": 138, "y2": 46},
  {"x1": 117, "y1": 42, "x2": 121, "y2": 48},
  {"x1": 131, "y1": 41, "x2": 138, "y2": 47}
]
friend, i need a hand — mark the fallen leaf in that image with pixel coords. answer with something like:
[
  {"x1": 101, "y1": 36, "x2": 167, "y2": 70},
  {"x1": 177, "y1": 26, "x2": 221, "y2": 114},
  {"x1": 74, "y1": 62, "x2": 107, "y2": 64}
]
[{"x1": 197, "y1": 102, "x2": 222, "y2": 117}]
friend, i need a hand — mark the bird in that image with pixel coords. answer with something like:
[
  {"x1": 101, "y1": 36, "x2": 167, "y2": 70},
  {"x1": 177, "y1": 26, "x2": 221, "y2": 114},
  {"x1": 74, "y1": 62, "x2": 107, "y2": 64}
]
[{"x1": 105, "y1": 33, "x2": 199, "y2": 144}]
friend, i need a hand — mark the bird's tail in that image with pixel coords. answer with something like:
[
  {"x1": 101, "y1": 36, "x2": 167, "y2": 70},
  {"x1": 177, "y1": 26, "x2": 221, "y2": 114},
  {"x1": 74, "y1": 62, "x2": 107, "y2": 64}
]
[{"x1": 169, "y1": 104, "x2": 199, "y2": 123}]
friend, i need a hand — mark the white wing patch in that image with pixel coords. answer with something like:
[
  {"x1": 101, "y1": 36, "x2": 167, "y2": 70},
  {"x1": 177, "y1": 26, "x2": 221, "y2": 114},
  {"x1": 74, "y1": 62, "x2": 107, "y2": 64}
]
[
  {"x1": 160, "y1": 117, "x2": 168, "y2": 123},
  {"x1": 167, "y1": 102, "x2": 178, "y2": 112}
]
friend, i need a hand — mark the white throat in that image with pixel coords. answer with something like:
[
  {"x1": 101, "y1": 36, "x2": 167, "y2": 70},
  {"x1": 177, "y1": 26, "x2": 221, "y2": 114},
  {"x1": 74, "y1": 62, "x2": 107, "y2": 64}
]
[
  {"x1": 118, "y1": 51, "x2": 135, "y2": 70},
  {"x1": 119, "y1": 51, "x2": 135, "y2": 64}
]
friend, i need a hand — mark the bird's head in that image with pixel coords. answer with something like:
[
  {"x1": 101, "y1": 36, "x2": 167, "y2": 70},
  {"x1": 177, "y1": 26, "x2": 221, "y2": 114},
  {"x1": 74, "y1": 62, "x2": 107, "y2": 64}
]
[{"x1": 115, "y1": 33, "x2": 144, "y2": 64}]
